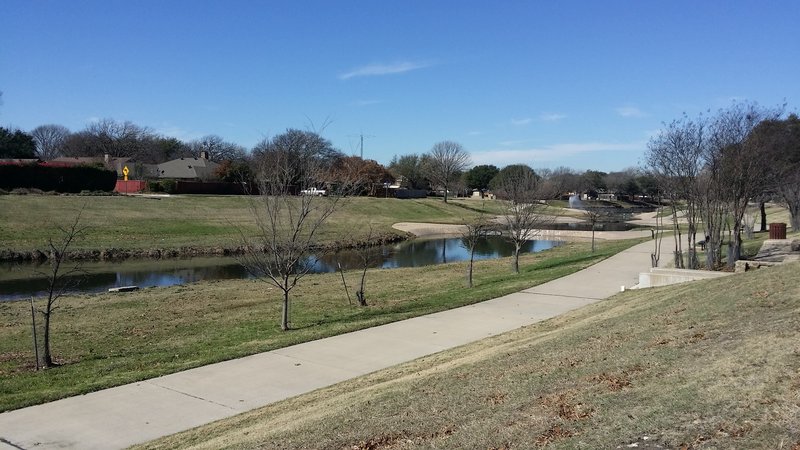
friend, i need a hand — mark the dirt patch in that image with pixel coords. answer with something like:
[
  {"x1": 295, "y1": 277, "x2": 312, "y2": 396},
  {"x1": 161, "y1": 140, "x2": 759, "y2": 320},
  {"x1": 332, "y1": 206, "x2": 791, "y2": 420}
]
[
  {"x1": 539, "y1": 392, "x2": 594, "y2": 420},
  {"x1": 391, "y1": 222, "x2": 467, "y2": 237},
  {"x1": 535, "y1": 425, "x2": 573, "y2": 447}
]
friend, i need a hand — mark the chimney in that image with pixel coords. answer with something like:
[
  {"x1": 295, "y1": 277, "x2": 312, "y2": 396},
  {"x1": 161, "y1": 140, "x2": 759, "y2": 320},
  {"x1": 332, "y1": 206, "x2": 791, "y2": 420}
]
[{"x1": 200, "y1": 150, "x2": 209, "y2": 160}]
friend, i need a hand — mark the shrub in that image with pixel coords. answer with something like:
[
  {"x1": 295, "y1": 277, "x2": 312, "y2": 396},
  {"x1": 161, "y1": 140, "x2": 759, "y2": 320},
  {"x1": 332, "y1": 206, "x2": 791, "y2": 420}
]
[
  {"x1": 160, "y1": 179, "x2": 177, "y2": 194},
  {"x1": 0, "y1": 164, "x2": 116, "y2": 193},
  {"x1": 148, "y1": 180, "x2": 163, "y2": 192}
]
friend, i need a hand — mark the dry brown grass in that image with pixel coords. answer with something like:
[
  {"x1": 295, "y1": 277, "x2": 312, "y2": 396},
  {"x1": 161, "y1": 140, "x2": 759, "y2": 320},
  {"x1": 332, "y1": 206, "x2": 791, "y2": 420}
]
[{"x1": 140, "y1": 261, "x2": 800, "y2": 449}]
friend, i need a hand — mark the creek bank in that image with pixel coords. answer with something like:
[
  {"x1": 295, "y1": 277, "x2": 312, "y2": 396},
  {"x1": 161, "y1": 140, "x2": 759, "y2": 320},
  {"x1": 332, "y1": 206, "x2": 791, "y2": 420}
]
[{"x1": 0, "y1": 232, "x2": 407, "y2": 263}]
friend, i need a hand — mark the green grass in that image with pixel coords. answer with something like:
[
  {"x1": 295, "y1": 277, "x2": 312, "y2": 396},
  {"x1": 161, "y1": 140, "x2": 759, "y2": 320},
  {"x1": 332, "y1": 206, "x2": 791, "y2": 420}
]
[
  {"x1": 140, "y1": 260, "x2": 800, "y2": 450},
  {"x1": 0, "y1": 195, "x2": 502, "y2": 253},
  {"x1": 0, "y1": 239, "x2": 640, "y2": 412}
]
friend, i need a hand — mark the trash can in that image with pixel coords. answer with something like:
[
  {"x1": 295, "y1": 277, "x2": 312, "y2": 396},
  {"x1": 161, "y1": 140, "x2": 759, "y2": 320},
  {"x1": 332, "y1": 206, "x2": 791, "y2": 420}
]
[{"x1": 769, "y1": 223, "x2": 787, "y2": 239}]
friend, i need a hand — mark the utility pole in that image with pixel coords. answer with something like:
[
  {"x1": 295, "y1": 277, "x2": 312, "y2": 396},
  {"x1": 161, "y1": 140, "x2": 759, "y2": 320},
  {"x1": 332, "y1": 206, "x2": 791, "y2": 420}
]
[{"x1": 349, "y1": 133, "x2": 375, "y2": 159}]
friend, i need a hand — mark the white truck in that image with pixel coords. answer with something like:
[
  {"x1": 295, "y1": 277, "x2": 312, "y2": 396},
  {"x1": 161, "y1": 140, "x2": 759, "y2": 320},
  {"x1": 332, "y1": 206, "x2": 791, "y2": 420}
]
[{"x1": 300, "y1": 187, "x2": 326, "y2": 196}]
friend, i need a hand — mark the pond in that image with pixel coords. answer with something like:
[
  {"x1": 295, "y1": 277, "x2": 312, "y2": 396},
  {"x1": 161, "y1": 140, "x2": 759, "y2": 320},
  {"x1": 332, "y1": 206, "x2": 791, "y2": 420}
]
[{"x1": 0, "y1": 236, "x2": 562, "y2": 301}]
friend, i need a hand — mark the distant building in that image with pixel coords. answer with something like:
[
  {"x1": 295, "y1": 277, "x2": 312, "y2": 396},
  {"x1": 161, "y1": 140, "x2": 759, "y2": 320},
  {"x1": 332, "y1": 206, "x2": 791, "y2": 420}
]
[{"x1": 155, "y1": 151, "x2": 220, "y2": 181}]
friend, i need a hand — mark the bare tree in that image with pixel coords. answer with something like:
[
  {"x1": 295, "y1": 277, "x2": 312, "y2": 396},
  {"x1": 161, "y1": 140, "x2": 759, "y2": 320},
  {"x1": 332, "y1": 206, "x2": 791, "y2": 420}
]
[
  {"x1": 753, "y1": 114, "x2": 800, "y2": 230},
  {"x1": 650, "y1": 190, "x2": 666, "y2": 268},
  {"x1": 189, "y1": 134, "x2": 247, "y2": 161},
  {"x1": 493, "y1": 165, "x2": 553, "y2": 273},
  {"x1": 460, "y1": 214, "x2": 490, "y2": 287},
  {"x1": 424, "y1": 141, "x2": 471, "y2": 203},
  {"x1": 352, "y1": 224, "x2": 380, "y2": 306},
  {"x1": 34, "y1": 207, "x2": 88, "y2": 368},
  {"x1": 30, "y1": 124, "x2": 70, "y2": 160},
  {"x1": 707, "y1": 101, "x2": 782, "y2": 268},
  {"x1": 584, "y1": 209, "x2": 605, "y2": 253},
  {"x1": 646, "y1": 114, "x2": 706, "y2": 269},
  {"x1": 252, "y1": 129, "x2": 343, "y2": 190},
  {"x1": 238, "y1": 130, "x2": 351, "y2": 331}
]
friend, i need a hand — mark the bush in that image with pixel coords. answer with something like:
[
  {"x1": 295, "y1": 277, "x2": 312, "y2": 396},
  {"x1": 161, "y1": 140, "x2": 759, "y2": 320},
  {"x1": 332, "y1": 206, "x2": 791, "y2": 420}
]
[
  {"x1": 148, "y1": 180, "x2": 163, "y2": 192},
  {"x1": 160, "y1": 179, "x2": 177, "y2": 194},
  {"x1": 0, "y1": 164, "x2": 117, "y2": 193}
]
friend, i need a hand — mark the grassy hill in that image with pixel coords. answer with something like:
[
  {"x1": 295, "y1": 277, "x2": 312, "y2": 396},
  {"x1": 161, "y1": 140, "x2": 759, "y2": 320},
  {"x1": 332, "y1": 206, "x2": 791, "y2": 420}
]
[
  {"x1": 141, "y1": 262, "x2": 800, "y2": 449},
  {"x1": 0, "y1": 195, "x2": 499, "y2": 253}
]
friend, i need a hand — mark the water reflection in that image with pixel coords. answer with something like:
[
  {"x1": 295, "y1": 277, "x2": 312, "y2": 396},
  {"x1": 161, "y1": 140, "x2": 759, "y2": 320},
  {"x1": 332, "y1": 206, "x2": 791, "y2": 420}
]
[{"x1": 1, "y1": 236, "x2": 561, "y2": 301}]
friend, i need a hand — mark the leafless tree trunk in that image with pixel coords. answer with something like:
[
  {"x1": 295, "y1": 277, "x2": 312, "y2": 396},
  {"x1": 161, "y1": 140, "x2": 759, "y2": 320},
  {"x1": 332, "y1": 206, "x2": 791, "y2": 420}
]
[
  {"x1": 777, "y1": 177, "x2": 800, "y2": 230},
  {"x1": 34, "y1": 207, "x2": 88, "y2": 368},
  {"x1": 354, "y1": 224, "x2": 378, "y2": 306},
  {"x1": 336, "y1": 261, "x2": 352, "y2": 305},
  {"x1": 460, "y1": 213, "x2": 490, "y2": 287},
  {"x1": 584, "y1": 209, "x2": 607, "y2": 253},
  {"x1": 651, "y1": 194, "x2": 665, "y2": 268},
  {"x1": 30, "y1": 297, "x2": 39, "y2": 371},
  {"x1": 424, "y1": 141, "x2": 471, "y2": 203}
]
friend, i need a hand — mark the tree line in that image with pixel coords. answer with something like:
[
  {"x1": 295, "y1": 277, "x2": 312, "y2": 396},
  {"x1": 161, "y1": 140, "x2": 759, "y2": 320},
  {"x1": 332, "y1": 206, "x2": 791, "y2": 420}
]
[
  {"x1": 645, "y1": 100, "x2": 799, "y2": 270},
  {"x1": 2, "y1": 119, "x2": 664, "y2": 203}
]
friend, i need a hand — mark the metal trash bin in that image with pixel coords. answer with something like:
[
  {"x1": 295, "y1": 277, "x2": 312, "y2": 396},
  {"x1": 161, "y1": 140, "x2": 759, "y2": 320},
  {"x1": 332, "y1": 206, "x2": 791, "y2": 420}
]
[{"x1": 769, "y1": 222, "x2": 787, "y2": 239}]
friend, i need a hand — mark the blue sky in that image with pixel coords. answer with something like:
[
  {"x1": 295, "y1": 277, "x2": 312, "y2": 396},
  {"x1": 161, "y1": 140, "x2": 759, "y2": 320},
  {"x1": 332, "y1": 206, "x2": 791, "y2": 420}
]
[{"x1": 2, "y1": 1, "x2": 798, "y2": 171}]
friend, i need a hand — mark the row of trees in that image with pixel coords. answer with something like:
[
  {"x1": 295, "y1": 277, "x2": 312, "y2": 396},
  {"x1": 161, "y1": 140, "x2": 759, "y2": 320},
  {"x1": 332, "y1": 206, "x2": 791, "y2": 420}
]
[
  {"x1": 4, "y1": 118, "x2": 662, "y2": 204},
  {"x1": 645, "y1": 101, "x2": 799, "y2": 270},
  {"x1": 1, "y1": 120, "x2": 247, "y2": 164}
]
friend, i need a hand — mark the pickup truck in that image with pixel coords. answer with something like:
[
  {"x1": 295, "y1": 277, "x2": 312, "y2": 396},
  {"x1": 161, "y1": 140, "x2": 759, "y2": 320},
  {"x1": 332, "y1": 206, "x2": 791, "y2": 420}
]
[{"x1": 300, "y1": 187, "x2": 326, "y2": 196}]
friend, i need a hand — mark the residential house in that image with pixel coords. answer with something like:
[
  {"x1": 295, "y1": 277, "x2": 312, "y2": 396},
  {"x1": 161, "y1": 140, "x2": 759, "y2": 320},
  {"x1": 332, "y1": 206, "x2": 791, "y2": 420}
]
[{"x1": 155, "y1": 151, "x2": 220, "y2": 181}]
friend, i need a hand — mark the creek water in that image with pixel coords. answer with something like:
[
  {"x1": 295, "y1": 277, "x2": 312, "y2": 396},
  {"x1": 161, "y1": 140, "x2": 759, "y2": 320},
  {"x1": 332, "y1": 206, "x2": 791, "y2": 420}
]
[{"x1": 0, "y1": 236, "x2": 562, "y2": 301}]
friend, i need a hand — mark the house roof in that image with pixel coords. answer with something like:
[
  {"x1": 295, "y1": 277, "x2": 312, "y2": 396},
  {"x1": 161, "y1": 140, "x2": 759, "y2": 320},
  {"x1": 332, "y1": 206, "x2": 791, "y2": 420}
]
[{"x1": 156, "y1": 157, "x2": 220, "y2": 179}]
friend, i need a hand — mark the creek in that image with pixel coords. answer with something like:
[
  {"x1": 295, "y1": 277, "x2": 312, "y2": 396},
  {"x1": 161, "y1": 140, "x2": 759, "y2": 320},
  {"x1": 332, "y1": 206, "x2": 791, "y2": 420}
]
[{"x1": 0, "y1": 236, "x2": 562, "y2": 301}]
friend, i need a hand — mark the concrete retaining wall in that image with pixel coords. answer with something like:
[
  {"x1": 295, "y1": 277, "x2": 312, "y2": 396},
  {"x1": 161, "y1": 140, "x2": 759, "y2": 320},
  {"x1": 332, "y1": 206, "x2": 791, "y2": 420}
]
[{"x1": 637, "y1": 267, "x2": 732, "y2": 288}]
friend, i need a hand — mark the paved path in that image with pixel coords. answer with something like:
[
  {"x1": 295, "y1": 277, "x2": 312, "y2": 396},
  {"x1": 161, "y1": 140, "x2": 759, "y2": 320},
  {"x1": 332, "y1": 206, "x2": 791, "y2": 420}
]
[
  {"x1": 393, "y1": 221, "x2": 653, "y2": 241},
  {"x1": 0, "y1": 240, "x2": 660, "y2": 450}
]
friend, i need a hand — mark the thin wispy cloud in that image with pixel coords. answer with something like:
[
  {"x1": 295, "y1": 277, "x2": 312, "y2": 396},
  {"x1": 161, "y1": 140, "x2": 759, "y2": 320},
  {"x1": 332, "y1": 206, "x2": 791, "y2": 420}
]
[
  {"x1": 539, "y1": 113, "x2": 567, "y2": 122},
  {"x1": 472, "y1": 141, "x2": 644, "y2": 166},
  {"x1": 156, "y1": 124, "x2": 203, "y2": 141},
  {"x1": 615, "y1": 106, "x2": 647, "y2": 118},
  {"x1": 351, "y1": 99, "x2": 382, "y2": 107},
  {"x1": 511, "y1": 117, "x2": 533, "y2": 126},
  {"x1": 499, "y1": 139, "x2": 527, "y2": 147},
  {"x1": 339, "y1": 61, "x2": 430, "y2": 80}
]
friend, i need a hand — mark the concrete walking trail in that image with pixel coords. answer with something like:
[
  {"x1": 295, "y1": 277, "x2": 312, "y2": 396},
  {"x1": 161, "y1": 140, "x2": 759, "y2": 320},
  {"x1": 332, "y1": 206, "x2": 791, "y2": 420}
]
[{"x1": 0, "y1": 239, "x2": 661, "y2": 450}]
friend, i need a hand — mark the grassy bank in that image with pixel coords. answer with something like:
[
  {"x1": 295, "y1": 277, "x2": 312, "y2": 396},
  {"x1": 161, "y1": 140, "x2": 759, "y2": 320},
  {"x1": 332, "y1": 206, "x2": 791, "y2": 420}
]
[
  {"x1": 0, "y1": 195, "x2": 501, "y2": 254},
  {"x1": 0, "y1": 239, "x2": 640, "y2": 412},
  {"x1": 141, "y1": 260, "x2": 800, "y2": 450}
]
